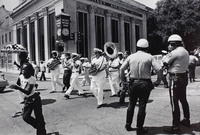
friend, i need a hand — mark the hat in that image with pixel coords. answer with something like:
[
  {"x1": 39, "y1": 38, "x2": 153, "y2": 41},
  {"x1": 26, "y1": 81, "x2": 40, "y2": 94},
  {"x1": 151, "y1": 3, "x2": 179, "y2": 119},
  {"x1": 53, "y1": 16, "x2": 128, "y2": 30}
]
[
  {"x1": 161, "y1": 50, "x2": 167, "y2": 54},
  {"x1": 80, "y1": 57, "x2": 85, "y2": 60},
  {"x1": 94, "y1": 48, "x2": 103, "y2": 53},
  {"x1": 71, "y1": 53, "x2": 79, "y2": 57},
  {"x1": 136, "y1": 39, "x2": 149, "y2": 48},
  {"x1": 118, "y1": 52, "x2": 123, "y2": 55}
]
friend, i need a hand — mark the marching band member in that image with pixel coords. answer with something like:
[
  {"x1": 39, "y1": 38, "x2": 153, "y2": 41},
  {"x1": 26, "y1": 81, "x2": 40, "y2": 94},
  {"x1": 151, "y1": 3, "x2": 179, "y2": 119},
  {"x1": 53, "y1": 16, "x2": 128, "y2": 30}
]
[
  {"x1": 81, "y1": 58, "x2": 91, "y2": 86},
  {"x1": 64, "y1": 53, "x2": 85, "y2": 99},
  {"x1": 90, "y1": 48, "x2": 107, "y2": 108},
  {"x1": 47, "y1": 50, "x2": 64, "y2": 93},
  {"x1": 61, "y1": 52, "x2": 72, "y2": 92},
  {"x1": 108, "y1": 54, "x2": 121, "y2": 97}
]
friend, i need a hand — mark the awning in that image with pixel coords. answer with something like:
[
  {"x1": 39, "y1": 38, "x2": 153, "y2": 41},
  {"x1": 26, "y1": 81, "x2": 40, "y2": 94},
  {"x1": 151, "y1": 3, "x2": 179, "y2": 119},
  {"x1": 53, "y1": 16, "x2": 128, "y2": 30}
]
[{"x1": 0, "y1": 44, "x2": 27, "y2": 53}]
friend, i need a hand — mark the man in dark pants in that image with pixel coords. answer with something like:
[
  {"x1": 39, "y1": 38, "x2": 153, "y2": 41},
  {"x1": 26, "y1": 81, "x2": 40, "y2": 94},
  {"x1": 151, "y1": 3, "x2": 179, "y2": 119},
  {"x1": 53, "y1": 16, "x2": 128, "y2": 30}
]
[
  {"x1": 163, "y1": 34, "x2": 190, "y2": 134},
  {"x1": 39, "y1": 60, "x2": 46, "y2": 81},
  {"x1": 120, "y1": 39, "x2": 162, "y2": 134},
  {"x1": 61, "y1": 52, "x2": 72, "y2": 92},
  {"x1": 9, "y1": 63, "x2": 46, "y2": 135}
]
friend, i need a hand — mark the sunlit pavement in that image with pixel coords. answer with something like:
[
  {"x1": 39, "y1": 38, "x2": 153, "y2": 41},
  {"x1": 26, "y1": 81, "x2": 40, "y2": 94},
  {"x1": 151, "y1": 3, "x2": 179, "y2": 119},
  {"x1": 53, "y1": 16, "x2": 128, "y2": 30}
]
[{"x1": 0, "y1": 67, "x2": 199, "y2": 135}]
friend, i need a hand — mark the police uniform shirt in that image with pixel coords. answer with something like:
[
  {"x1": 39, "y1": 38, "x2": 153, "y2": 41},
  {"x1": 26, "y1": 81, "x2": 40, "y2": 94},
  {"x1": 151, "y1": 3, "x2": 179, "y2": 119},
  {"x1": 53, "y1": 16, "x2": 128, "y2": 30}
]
[
  {"x1": 121, "y1": 51, "x2": 161, "y2": 79},
  {"x1": 18, "y1": 75, "x2": 36, "y2": 97},
  {"x1": 163, "y1": 47, "x2": 189, "y2": 73}
]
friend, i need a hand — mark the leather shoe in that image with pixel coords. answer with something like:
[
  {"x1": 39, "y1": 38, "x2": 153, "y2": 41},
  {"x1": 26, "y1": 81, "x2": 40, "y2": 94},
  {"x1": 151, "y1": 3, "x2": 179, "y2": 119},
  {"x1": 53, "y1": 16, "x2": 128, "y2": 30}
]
[
  {"x1": 125, "y1": 124, "x2": 134, "y2": 131},
  {"x1": 50, "y1": 91, "x2": 56, "y2": 93},
  {"x1": 97, "y1": 104, "x2": 103, "y2": 108},
  {"x1": 180, "y1": 119, "x2": 191, "y2": 127},
  {"x1": 64, "y1": 95, "x2": 70, "y2": 99}
]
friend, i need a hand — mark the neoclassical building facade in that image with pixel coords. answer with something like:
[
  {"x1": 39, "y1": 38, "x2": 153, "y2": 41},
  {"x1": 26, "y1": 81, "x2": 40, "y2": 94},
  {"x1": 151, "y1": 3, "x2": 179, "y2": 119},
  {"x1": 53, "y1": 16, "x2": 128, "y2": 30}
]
[{"x1": 11, "y1": 0, "x2": 150, "y2": 64}]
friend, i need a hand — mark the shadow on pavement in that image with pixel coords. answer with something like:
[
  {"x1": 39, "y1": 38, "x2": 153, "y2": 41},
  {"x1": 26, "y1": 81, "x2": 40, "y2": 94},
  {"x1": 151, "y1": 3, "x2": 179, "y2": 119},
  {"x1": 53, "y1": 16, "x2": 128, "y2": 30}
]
[
  {"x1": 145, "y1": 122, "x2": 200, "y2": 135},
  {"x1": 36, "y1": 89, "x2": 48, "y2": 91},
  {"x1": 47, "y1": 131, "x2": 60, "y2": 135},
  {"x1": 42, "y1": 99, "x2": 56, "y2": 105},
  {"x1": 0, "y1": 89, "x2": 14, "y2": 94},
  {"x1": 103, "y1": 102, "x2": 129, "y2": 109}
]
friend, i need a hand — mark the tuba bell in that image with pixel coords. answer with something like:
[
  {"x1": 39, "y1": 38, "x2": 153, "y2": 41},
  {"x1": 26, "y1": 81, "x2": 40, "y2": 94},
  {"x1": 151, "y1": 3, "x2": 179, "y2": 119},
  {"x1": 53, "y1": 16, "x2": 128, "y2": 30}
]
[
  {"x1": 55, "y1": 40, "x2": 65, "y2": 53},
  {"x1": 104, "y1": 42, "x2": 118, "y2": 58}
]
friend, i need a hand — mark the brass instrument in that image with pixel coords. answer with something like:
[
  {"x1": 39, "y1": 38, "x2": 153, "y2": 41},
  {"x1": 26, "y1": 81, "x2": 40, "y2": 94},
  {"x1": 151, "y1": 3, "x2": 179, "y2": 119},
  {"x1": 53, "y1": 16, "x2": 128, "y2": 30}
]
[
  {"x1": 104, "y1": 42, "x2": 118, "y2": 59},
  {"x1": 55, "y1": 41, "x2": 65, "y2": 53}
]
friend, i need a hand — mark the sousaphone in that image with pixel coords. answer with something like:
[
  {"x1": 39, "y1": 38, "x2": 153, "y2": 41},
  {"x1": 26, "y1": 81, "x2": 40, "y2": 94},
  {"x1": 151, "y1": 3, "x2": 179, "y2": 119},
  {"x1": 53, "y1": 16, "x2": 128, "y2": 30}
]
[{"x1": 104, "y1": 42, "x2": 118, "y2": 58}]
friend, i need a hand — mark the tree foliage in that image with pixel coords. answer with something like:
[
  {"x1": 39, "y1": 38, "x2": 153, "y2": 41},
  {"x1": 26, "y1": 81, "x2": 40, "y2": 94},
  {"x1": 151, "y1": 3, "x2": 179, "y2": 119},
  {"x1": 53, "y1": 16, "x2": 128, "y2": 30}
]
[{"x1": 147, "y1": 0, "x2": 200, "y2": 54}]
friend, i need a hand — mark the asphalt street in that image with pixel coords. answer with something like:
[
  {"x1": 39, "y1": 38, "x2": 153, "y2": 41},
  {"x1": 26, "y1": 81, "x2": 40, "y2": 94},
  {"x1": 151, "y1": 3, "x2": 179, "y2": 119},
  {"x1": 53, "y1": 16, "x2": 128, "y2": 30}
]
[{"x1": 0, "y1": 67, "x2": 200, "y2": 135}]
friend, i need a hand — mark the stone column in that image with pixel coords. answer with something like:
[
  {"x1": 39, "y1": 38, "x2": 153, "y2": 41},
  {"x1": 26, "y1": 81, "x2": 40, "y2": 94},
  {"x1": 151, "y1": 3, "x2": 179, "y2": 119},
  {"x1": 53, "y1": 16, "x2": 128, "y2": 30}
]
[
  {"x1": 141, "y1": 15, "x2": 147, "y2": 39},
  {"x1": 20, "y1": 21, "x2": 23, "y2": 46},
  {"x1": 13, "y1": 25, "x2": 18, "y2": 64},
  {"x1": 88, "y1": 5, "x2": 96, "y2": 53},
  {"x1": 131, "y1": 18, "x2": 136, "y2": 53},
  {"x1": 34, "y1": 13, "x2": 39, "y2": 63},
  {"x1": 43, "y1": 7, "x2": 50, "y2": 62},
  {"x1": 13, "y1": 25, "x2": 17, "y2": 44},
  {"x1": 26, "y1": 17, "x2": 31, "y2": 59},
  {"x1": 119, "y1": 14, "x2": 125, "y2": 51},
  {"x1": 105, "y1": 10, "x2": 112, "y2": 42}
]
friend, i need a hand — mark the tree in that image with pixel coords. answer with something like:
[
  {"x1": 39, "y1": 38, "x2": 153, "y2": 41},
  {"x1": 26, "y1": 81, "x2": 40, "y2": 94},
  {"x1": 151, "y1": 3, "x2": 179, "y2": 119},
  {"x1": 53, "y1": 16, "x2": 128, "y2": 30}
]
[{"x1": 147, "y1": 0, "x2": 200, "y2": 54}]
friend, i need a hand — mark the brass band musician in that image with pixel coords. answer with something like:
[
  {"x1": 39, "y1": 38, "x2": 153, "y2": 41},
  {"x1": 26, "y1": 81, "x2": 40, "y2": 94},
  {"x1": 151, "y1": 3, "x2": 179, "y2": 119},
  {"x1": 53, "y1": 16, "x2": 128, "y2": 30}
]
[
  {"x1": 90, "y1": 48, "x2": 107, "y2": 108},
  {"x1": 47, "y1": 50, "x2": 64, "y2": 93}
]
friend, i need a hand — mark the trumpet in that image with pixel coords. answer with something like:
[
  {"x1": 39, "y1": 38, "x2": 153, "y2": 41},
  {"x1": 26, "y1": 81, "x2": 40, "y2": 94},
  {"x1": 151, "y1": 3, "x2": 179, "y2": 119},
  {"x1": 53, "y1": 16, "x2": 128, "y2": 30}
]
[{"x1": 104, "y1": 42, "x2": 118, "y2": 59}]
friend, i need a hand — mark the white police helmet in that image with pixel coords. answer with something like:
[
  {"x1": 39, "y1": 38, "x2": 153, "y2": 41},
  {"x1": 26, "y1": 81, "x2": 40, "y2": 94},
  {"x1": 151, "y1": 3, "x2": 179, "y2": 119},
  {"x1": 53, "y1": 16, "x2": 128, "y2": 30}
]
[
  {"x1": 168, "y1": 34, "x2": 182, "y2": 42},
  {"x1": 136, "y1": 39, "x2": 149, "y2": 48}
]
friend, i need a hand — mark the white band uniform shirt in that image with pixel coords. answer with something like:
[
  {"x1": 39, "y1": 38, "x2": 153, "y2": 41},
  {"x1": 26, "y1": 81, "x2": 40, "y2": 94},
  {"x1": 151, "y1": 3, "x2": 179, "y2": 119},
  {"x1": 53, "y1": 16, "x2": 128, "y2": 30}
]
[
  {"x1": 65, "y1": 60, "x2": 84, "y2": 96},
  {"x1": 90, "y1": 55, "x2": 107, "y2": 106},
  {"x1": 47, "y1": 58, "x2": 64, "y2": 92},
  {"x1": 189, "y1": 55, "x2": 198, "y2": 64},
  {"x1": 108, "y1": 57, "x2": 121, "y2": 96}
]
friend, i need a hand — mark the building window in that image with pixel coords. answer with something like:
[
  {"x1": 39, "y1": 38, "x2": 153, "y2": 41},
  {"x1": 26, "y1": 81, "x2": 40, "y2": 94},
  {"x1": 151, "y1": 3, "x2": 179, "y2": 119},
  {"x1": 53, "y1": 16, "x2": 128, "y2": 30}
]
[
  {"x1": 124, "y1": 22, "x2": 130, "y2": 52},
  {"x1": 49, "y1": 13, "x2": 56, "y2": 54},
  {"x1": 39, "y1": 17, "x2": 45, "y2": 61},
  {"x1": 111, "y1": 19, "x2": 118, "y2": 43},
  {"x1": 30, "y1": 22, "x2": 36, "y2": 61},
  {"x1": 17, "y1": 28, "x2": 21, "y2": 44},
  {"x1": 135, "y1": 25, "x2": 140, "y2": 44},
  {"x1": 9, "y1": 32, "x2": 11, "y2": 42},
  {"x1": 22, "y1": 25, "x2": 27, "y2": 49},
  {"x1": 77, "y1": 12, "x2": 88, "y2": 57},
  {"x1": 95, "y1": 15, "x2": 105, "y2": 50},
  {"x1": 5, "y1": 34, "x2": 7, "y2": 43},
  {"x1": 2, "y1": 35, "x2": 4, "y2": 44}
]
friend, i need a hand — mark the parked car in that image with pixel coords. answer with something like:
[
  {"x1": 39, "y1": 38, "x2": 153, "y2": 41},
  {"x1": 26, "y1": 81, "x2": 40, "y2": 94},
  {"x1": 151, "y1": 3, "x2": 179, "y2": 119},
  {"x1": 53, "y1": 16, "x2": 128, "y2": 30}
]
[{"x1": 0, "y1": 73, "x2": 9, "y2": 93}]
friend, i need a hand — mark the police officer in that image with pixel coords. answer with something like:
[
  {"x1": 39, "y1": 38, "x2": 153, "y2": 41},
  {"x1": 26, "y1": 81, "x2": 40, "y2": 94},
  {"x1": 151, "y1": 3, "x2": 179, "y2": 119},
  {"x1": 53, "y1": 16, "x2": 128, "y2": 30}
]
[
  {"x1": 120, "y1": 39, "x2": 162, "y2": 134},
  {"x1": 163, "y1": 34, "x2": 190, "y2": 134}
]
